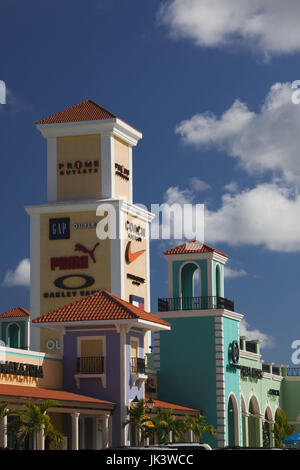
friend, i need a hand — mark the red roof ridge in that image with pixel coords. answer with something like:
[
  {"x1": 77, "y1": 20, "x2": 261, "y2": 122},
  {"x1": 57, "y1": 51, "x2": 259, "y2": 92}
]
[
  {"x1": 0, "y1": 307, "x2": 30, "y2": 318},
  {"x1": 164, "y1": 240, "x2": 228, "y2": 258},
  {"x1": 36, "y1": 99, "x2": 141, "y2": 134}
]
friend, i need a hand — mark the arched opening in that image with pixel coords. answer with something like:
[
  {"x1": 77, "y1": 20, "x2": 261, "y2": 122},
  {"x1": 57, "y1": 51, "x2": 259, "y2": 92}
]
[
  {"x1": 263, "y1": 407, "x2": 273, "y2": 448},
  {"x1": 227, "y1": 394, "x2": 239, "y2": 447},
  {"x1": 248, "y1": 395, "x2": 261, "y2": 447},
  {"x1": 7, "y1": 323, "x2": 20, "y2": 349},
  {"x1": 180, "y1": 263, "x2": 201, "y2": 310}
]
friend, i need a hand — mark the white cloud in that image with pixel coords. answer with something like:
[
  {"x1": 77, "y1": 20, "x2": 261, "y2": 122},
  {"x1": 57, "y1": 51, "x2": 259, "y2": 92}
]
[
  {"x1": 162, "y1": 181, "x2": 300, "y2": 252},
  {"x1": 158, "y1": 0, "x2": 300, "y2": 57},
  {"x1": 205, "y1": 182, "x2": 300, "y2": 252},
  {"x1": 176, "y1": 99, "x2": 254, "y2": 148},
  {"x1": 224, "y1": 181, "x2": 239, "y2": 193},
  {"x1": 189, "y1": 177, "x2": 211, "y2": 192},
  {"x1": 224, "y1": 266, "x2": 247, "y2": 279},
  {"x1": 240, "y1": 319, "x2": 274, "y2": 349},
  {"x1": 176, "y1": 82, "x2": 300, "y2": 185},
  {"x1": 2, "y1": 259, "x2": 30, "y2": 287}
]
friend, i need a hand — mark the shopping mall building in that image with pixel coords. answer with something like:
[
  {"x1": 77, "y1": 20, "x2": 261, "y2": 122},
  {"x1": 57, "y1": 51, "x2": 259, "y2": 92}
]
[{"x1": 0, "y1": 100, "x2": 300, "y2": 449}]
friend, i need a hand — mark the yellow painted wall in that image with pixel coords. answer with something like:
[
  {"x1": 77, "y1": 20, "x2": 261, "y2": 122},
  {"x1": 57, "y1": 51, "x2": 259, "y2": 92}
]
[
  {"x1": 114, "y1": 136, "x2": 130, "y2": 201},
  {"x1": 0, "y1": 351, "x2": 62, "y2": 389},
  {"x1": 39, "y1": 210, "x2": 111, "y2": 354},
  {"x1": 57, "y1": 135, "x2": 101, "y2": 201}
]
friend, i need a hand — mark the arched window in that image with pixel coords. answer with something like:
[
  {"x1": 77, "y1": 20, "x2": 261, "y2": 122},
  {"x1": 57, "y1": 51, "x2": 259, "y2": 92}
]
[
  {"x1": 180, "y1": 262, "x2": 201, "y2": 309},
  {"x1": 7, "y1": 323, "x2": 20, "y2": 349}
]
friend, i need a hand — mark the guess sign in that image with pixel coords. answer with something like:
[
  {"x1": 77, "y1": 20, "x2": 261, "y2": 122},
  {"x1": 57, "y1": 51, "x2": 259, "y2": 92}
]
[{"x1": 49, "y1": 218, "x2": 70, "y2": 240}]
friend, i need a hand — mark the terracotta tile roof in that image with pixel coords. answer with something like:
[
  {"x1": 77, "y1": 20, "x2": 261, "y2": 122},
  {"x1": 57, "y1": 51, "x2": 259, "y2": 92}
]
[
  {"x1": 164, "y1": 240, "x2": 228, "y2": 258},
  {"x1": 153, "y1": 399, "x2": 200, "y2": 413},
  {"x1": 0, "y1": 307, "x2": 30, "y2": 318},
  {"x1": 0, "y1": 384, "x2": 114, "y2": 407},
  {"x1": 36, "y1": 99, "x2": 141, "y2": 133},
  {"x1": 33, "y1": 290, "x2": 170, "y2": 328}
]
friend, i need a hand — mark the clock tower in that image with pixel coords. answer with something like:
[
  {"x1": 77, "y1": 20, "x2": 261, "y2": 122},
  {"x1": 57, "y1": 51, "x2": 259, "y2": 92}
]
[{"x1": 26, "y1": 100, "x2": 153, "y2": 353}]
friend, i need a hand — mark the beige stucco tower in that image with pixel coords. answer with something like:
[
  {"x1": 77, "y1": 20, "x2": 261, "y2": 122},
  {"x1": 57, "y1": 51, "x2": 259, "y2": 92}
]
[{"x1": 25, "y1": 100, "x2": 153, "y2": 353}]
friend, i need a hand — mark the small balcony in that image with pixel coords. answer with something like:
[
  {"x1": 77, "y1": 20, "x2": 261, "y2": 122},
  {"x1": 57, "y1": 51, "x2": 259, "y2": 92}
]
[
  {"x1": 130, "y1": 357, "x2": 146, "y2": 374},
  {"x1": 157, "y1": 295, "x2": 235, "y2": 312},
  {"x1": 76, "y1": 356, "x2": 105, "y2": 375}
]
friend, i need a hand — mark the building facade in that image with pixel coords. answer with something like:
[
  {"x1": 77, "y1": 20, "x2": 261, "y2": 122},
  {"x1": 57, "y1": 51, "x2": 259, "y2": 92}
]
[{"x1": 0, "y1": 100, "x2": 300, "y2": 449}]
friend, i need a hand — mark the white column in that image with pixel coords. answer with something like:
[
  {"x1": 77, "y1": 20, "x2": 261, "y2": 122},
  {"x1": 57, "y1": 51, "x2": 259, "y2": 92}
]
[
  {"x1": 0, "y1": 414, "x2": 7, "y2": 448},
  {"x1": 101, "y1": 134, "x2": 115, "y2": 198},
  {"x1": 71, "y1": 413, "x2": 80, "y2": 450},
  {"x1": 37, "y1": 425, "x2": 45, "y2": 450},
  {"x1": 47, "y1": 137, "x2": 57, "y2": 202},
  {"x1": 108, "y1": 414, "x2": 113, "y2": 448},
  {"x1": 102, "y1": 415, "x2": 109, "y2": 449}
]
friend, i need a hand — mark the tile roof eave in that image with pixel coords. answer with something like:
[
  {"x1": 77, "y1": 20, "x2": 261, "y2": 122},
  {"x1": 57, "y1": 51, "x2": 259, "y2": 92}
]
[
  {"x1": 36, "y1": 116, "x2": 142, "y2": 137},
  {"x1": 33, "y1": 317, "x2": 170, "y2": 329}
]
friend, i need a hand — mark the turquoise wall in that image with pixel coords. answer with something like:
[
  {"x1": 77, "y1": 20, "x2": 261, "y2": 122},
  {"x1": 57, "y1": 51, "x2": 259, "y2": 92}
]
[
  {"x1": 223, "y1": 317, "x2": 242, "y2": 445},
  {"x1": 1, "y1": 320, "x2": 27, "y2": 349},
  {"x1": 157, "y1": 315, "x2": 218, "y2": 447}
]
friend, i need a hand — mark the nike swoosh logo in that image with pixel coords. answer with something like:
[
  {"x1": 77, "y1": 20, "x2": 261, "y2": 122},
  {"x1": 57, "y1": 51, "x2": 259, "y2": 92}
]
[{"x1": 125, "y1": 241, "x2": 146, "y2": 264}]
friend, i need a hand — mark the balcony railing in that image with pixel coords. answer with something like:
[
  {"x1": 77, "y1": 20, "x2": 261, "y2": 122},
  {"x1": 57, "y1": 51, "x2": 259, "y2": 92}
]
[
  {"x1": 77, "y1": 356, "x2": 105, "y2": 375},
  {"x1": 158, "y1": 296, "x2": 234, "y2": 312},
  {"x1": 130, "y1": 357, "x2": 146, "y2": 374},
  {"x1": 287, "y1": 367, "x2": 300, "y2": 376},
  {"x1": 262, "y1": 364, "x2": 270, "y2": 373}
]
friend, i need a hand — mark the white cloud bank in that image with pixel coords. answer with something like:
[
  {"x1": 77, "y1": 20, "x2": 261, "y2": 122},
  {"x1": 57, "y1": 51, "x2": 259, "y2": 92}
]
[
  {"x1": 2, "y1": 259, "x2": 30, "y2": 287},
  {"x1": 168, "y1": 82, "x2": 300, "y2": 252},
  {"x1": 176, "y1": 82, "x2": 300, "y2": 185},
  {"x1": 158, "y1": 0, "x2": 300, "y2": 57},
  {"x1": 163, "y1": 183, "x2": 300, "y2": 252},
  {"x1": 240, "y1": 319, "x2": 274, "y2": 349}
]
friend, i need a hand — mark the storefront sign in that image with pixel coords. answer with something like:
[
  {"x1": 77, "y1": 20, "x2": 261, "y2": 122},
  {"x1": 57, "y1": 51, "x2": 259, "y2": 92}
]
[
  {"x1": 230, "y1": 363, "x2": 263, "y2": 379},
  {"x1": 127, "y1": 273, "x2": 145, "y2": 286},
  {"x1": 0, "y1": 361, "x2": 44, "y2": 378},
  {"x1": 268, "y1": 389, "x2": 280, "y2": 396},
  {"x1": 231, "y1": 340, "x2": 240, "y2": 364},
  {"x1": 54, "y1": 274, "x2": 95, "y2": 290},
  {"x1": 125, "y1": 241, "x2": 146, "y2": 264},
  {"x1": 49, "y1": 218, "x2": 70, "y2": 240},
  {"x1": 129, "y1": 295, "x2": 145, "y2": 309},
  {"x1": 115, "y1": 163, "x2": 130, "y2": 180},
  {"x1": 73, "y1": 222, "x2": 97, "y2": 230},
  {"x1": 51, "y1": 256, "x2": 88, "y2": 270},
  {"x1": 43, "y1": 289, "x2": 97, "y2": 299},
  {"x1": 58, "y1": 160, "x2": 99, "y2": 175},
  {"x1": 125, "y1": 221, "x2": 145, "y2": 241},
  {"x1": 46, "y1": 340, "x2": 60, "y2": 351}
]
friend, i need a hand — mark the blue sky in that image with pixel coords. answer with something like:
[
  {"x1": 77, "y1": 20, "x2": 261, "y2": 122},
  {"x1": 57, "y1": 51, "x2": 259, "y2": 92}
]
[{"x1": 1, "y1": 0, "x2": 300, "y2": 365}]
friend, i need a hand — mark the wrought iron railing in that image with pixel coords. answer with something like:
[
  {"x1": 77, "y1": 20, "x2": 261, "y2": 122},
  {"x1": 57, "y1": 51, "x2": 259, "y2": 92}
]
[
  {"x1": 130, "y1": 357, "x2": 146, "y2": 374},
  {"x1": 157, "y1": 296, "x2": 234, "y2": 312},
  {"x1": 287, "y1": 367, "x2": 300, "y2": 376},
  {"x1": 77, "y1": 356, "x2": 105, "y2": 374}
]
